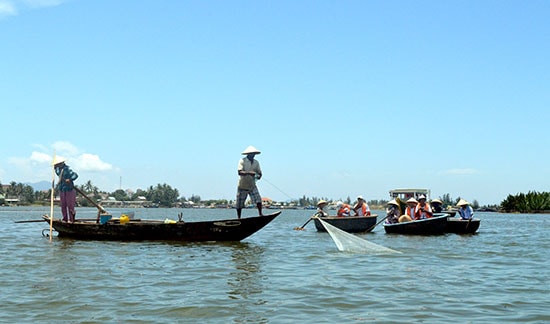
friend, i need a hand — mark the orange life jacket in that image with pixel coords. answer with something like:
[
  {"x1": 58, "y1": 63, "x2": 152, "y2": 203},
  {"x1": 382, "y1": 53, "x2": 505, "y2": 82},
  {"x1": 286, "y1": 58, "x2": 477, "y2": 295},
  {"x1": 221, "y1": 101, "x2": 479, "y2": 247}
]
[
  {"x1": 405, "y1": 205, "x2": 416, "y2": 217},
  {"x1": 337, "y1": 204, "x2": 351, "y2": 217},
  {"x1": 355, "y1": 203, "x2": 371, "y2": 216},
  {"x1": 414, "y1": 203, "x2": 433, "y2": 219}
]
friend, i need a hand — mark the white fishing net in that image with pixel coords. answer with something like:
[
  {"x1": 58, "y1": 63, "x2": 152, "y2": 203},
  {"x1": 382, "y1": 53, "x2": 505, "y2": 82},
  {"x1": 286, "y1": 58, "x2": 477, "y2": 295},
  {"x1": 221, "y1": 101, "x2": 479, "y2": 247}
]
[{"x1": 317, "y1": 218, "x2": 401, "y2": 254}]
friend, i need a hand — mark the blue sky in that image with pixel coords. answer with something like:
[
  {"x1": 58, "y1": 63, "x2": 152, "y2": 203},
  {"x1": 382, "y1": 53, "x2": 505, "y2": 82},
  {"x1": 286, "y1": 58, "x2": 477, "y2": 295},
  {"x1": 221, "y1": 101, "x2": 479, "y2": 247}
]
[{"x1": 1, "y1": 1, "x2": 548, "y2": 205}]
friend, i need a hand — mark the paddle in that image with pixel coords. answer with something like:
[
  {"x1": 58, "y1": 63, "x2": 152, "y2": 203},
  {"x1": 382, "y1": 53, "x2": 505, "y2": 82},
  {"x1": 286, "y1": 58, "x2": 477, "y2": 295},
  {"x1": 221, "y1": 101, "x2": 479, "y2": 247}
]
[
  {"x1": 365, "y1": 215, "x2": 389, "y2": 233},
  {"x1": 73, "y1": 187, "x2": 111, "y2": 222},
  {"x1": 49, "y1": 154, "x2": 56, "y2": 241},
  {"x1": 294, "y1": 216, "x2": 314, "y2": 231},
  {"x1": 14, "y1": 219, "x2": 45, "y2": 223},
  {"x1": 465, "y1": 216, "x2": 473, "y2": 231}
]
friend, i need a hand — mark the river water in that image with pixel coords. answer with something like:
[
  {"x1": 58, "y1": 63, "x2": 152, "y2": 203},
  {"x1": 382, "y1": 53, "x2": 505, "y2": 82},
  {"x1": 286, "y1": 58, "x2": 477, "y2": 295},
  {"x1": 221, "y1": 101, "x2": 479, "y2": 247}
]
[{"x1": 1, "y1": 207, "x2": 548, "y2": 323}]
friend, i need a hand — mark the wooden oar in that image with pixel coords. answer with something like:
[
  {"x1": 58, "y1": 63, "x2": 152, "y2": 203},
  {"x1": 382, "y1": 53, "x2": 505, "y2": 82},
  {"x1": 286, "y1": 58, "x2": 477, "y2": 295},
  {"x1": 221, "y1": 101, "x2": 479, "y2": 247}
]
[
  {"x1": 294, "y1": 216, "x2": 315, "y2": 231},
  {"x1": 49, "y1": 153, "x2": 56, "y2": 241},
  {"x1": 73, "y1": 187, "x2": 111, "y2": 223},
  {"x1": 365, "y1": 215, "x2": 389, "y2": 233},
  {"x1": 74, "y1": 187, "x2": 109, "y2": 215},
  {"x1": 465, "y1": 217, "x2": 473, "y2": 231},
  {"x1": 14, "y1": 219, "x2": 45, "y2": 223}
]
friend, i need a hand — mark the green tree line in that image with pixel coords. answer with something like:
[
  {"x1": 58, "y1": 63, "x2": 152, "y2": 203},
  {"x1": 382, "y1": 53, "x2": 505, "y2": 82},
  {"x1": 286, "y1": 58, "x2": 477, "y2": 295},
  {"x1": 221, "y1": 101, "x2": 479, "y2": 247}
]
[
  {"x1": 2, "y1": 180, "x2": 546, "y2": 212},
  {"x1": 500, "y1": 191, "x2": 550, "y2": 213},
  {"x1": 0, "y1": 180, "x2": 181, "y2": 208}
]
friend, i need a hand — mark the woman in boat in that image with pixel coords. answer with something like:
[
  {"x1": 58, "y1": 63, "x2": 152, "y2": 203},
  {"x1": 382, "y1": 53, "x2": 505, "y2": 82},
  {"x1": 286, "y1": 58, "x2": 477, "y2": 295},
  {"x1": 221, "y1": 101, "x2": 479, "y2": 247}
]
[
  {"x1": 457, "y1": 199, "x2": 474, "y2": 220},
  {"x1": 53, "y1": 158, "x2": 79, "y2": 223},
  {"x1": 313, "y1": 200, "x2": 329, "y2": 217},
  {"x1": 398, "y1": 198, "x2": 418, "y2": 222},
  {"x1": 352, "y1": 195, "x2": 371, "y2": 216},
  {"x1": 430, "y1": 199, "x2": 444, "y2": 213},
  {"x1": 385, "y1": 199, "x2": 401, "y2": 224},
  {"x1": 414, "y1": 195, "x2": 433, "y2": 220},
  {"x1": 336, "y1": 201, "x2": 351, "y2": 217}
]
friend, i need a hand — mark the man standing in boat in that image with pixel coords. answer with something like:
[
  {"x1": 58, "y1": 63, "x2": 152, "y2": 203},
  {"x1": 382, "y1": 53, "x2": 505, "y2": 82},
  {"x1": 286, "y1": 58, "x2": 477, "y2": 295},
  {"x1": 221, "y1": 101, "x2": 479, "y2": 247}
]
[
  {"x1": 53, "y1": 158, "x2": 79, "y2": 222},
  {"x1": 236, "y1": 146, "x2": 263, "y2": 219}
]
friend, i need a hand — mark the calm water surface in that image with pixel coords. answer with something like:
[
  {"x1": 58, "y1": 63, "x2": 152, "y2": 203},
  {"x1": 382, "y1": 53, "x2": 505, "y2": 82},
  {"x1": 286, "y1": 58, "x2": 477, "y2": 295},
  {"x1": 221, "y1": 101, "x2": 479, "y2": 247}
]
[{"x1": 1, "y1": 207, "x2": 548, "y2": 323}]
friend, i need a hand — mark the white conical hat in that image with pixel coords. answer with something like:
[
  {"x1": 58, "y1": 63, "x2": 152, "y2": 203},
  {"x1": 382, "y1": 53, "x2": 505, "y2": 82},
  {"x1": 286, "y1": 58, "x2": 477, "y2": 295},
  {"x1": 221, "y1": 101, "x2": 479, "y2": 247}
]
[
  {"x1": 317, "y1": 200, "x2": 328, "y2": 206},
  {"x1": 241, "y1": 145, "x2": 261, "y2": 155},
  {"x1": 387, "y1": 199, "x2": 399, "y2": 206},
  {"x1": 457, "y1": 199, "x2": 469, "y2": 206},
  {"x1": 406, "y1": 197, "x2": 418, "y2": 204},
  {"x1": 51, "y1": 156, "x2": 66, "y2": 166}
]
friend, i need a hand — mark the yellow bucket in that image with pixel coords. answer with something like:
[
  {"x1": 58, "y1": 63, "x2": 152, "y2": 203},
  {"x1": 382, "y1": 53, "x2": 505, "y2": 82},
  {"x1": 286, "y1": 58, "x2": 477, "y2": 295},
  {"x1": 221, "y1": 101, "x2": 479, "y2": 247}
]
[{"x1": 120, "y1": 215, "x2": 130, "y2": 224}]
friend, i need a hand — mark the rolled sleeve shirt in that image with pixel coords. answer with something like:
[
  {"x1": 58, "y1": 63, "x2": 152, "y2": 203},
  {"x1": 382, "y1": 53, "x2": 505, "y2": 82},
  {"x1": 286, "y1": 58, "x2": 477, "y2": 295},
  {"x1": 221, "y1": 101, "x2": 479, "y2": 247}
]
[{"x1": 237, "y1": 157, "x2": 261, "y2": 190}]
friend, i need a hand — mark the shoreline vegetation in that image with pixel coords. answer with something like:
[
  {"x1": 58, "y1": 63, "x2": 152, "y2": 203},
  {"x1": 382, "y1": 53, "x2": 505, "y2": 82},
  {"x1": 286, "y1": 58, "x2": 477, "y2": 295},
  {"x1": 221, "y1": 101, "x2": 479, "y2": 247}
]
[{"x1": 0, "y1": 180, "x2": 548, "y2": 214}]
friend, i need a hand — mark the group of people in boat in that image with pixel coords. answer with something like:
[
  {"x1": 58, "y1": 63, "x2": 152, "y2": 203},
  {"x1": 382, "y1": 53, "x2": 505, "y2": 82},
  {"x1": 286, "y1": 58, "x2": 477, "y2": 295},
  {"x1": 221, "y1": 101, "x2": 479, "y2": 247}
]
[
  {"x1": 314, "y1": 196, "x2": 372, "y2": 218},
  {"x1": 385, "y1": 195, "x2": 475, "y2": 224}
]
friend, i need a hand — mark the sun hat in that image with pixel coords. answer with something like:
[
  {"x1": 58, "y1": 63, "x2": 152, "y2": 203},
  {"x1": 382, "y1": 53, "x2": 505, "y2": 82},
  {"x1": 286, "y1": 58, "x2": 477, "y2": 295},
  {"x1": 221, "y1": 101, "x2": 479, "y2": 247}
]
[
  {"x1": 457, "y1": 199, "x2": 470, "y2": 206},
  {"x1": 406, "y1": 197, "x2": 418, "y2": 204},
  {"x1": 418, "y1": 194, "x2": 427, "y2": 200},
  {"x1": 399, "y1": 215, "x2": 412, "y2": 223},
  {"x1": 336, "y1": 201, "x2": 343, "y2": 207},
  {"x1": 241, "y1": 145, "x2": 261, "y2": 155},
  {"x1": 357, "y1": 195, "x2": 364, "y2": 200},
  {"x1": 52, "y1": 157, "x2": 66, "y2": 166},
  {"x1": 317, "y1": 200, "x2": 328, "y2": 207},
  {"x1": 431, "y1": 199, "x2": 443, "y2": 204},
  {"x1": 387, "y1": 199, "x2": 399, "y2": 206}
]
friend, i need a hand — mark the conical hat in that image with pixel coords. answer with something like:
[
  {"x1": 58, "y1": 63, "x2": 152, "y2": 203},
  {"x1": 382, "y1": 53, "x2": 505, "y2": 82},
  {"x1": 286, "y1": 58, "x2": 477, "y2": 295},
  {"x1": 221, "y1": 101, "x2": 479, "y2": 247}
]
[
  {"x1": 431, "y1": 199, "x2": 443, "y2": 204},
  {"x1": 51, "y1": 156, "x2": 66, "y2": 166},
  {"x1": 317, "y1": 200, "x2": 328, "y2": 206},
  {"x1": 241, "y1": 145, "x2": 261, "y2": 155},
  {"x1": 406, "y1": 197, "x2": 418, "y2": 204},
  {"x1": 387, "y1": 199, "x2": 399, "y2": 206},
  {"x1": 457, "y1": 199, "x2": 469, "y2": 206}
]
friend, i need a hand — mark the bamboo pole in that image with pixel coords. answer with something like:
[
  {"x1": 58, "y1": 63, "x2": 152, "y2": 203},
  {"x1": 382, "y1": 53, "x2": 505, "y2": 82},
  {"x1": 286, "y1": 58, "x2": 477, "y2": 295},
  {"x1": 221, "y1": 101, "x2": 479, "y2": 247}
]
[{"x1": 49, "y1": 152, "x2": 55, "y2": 241}]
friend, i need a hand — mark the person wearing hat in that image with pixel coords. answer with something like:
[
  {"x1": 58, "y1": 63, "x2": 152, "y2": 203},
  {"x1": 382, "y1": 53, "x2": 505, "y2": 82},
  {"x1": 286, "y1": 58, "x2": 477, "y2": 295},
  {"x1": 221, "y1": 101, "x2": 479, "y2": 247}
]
[
  {"x1": 313, "y1": 200, "x2": 329, "y2": 218},
  {"x1": 457, "y1": 199, "x2": 474, "y2": 220},
  {"x1": 53, "y1": 158, "x2": 79, "y2": 222},
  {"x1": 431, "y1": 199, "x2": 444, "y2": 213},
  {"x1": 414, "y1": 194, "x2": 433, "y2": 220},
  {"x1": 398, "y1": 197, "x2": 418, "y2": 222},
  {"x1": 236, "y1": 146, "x2": 263, "y2": 218},
  {"x1": 385, "y1": 199, "x2": 401, "y2": 224},
  {"x1": 336, "y1": 201, "x2": 351, "y2": 217},
  {"x1": 352, "y1": 195, "x2": 371, "y2": 216}
]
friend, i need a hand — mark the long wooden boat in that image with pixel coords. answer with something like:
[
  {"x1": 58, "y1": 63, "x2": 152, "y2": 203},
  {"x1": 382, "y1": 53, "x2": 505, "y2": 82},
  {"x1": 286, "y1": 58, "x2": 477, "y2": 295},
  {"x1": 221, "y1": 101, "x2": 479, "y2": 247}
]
[
  {"x1": 383, "y1": 214, "x2": 448, "y2": 235},
  {"x1": 41, "y1": 211, "x2": 281, "y2": 242},
  {"x1": 445, "y1": 217, "x2": 480, "y2": 234},
  {"x1": 313, "y1": 215, "x2": 378, "y2": 233}
]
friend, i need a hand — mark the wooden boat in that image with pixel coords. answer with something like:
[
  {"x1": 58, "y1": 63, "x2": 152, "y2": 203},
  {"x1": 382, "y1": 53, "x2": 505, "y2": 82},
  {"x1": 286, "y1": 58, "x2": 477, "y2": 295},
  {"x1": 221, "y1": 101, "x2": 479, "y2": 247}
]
[
  {"x1": 383, "y1": 214, "x2": 448, "y2": 235},
  {"x1": 41, "y1": 211, "x2": 281, "y2": 242},
  {"x1": 313, "y1": 215, "x2": 378, "y2": 233},
  {"x1": 445, "y1": 217, "x2": 480, "y2": 234}
]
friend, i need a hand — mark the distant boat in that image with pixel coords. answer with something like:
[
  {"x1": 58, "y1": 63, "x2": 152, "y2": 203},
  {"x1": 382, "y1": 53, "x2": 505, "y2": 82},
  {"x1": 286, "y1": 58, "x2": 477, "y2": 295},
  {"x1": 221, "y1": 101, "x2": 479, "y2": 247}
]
[
  {"x1": 42, "y1": 212, "x2": 281, "y2": 242},
  {"x1": 313, "y1": 215, "x2": 378, "y2": 233},
  {"x1": 383, "y1": 214, "x2": 448, "y2": 235},
  {"x1": 389, "y1": 188, "x2": 431, "y2": 201}
]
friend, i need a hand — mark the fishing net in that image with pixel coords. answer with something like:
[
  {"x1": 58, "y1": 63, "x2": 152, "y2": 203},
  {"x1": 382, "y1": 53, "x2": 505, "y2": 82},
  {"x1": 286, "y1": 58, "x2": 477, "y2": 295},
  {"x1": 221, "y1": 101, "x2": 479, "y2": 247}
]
[{"x1": 317, "y1": 218, "x2": 401, "y2": 254}]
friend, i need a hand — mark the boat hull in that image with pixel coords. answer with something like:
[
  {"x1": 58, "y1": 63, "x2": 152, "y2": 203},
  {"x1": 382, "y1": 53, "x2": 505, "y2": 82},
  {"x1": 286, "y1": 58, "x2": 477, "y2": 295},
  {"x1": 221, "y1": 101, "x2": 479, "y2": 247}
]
[
  {"x1": 445, "y1": 217, "x2": 480, "y2": 234},
  {"x1": 383, "y1": 214, "x2": 448, "y2": 235},
  {"x1": 43, "y1": 212, "x2": 281, "y2": 242},
  {"x1": 313, "y1": 215, "x2": 378, "y2": 233}
]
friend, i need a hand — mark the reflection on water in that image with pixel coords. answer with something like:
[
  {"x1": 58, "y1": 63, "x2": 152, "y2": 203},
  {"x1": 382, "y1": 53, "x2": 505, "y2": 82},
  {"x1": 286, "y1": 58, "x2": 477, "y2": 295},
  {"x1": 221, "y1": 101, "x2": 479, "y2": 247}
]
[
  {"x1": 1, "y1": 207, "x2": 549, "y2": 323},
  {"x1": 227, "y1": 242, "x2": 267, "y2": 323}
]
